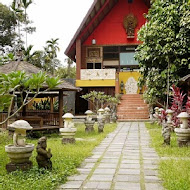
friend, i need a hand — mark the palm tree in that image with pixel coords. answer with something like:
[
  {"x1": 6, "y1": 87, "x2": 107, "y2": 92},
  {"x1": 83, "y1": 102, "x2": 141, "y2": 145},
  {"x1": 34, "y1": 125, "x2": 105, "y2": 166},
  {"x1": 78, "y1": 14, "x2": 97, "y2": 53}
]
[
  {"x1": 22, "y1": 0, "x2": 33, "y2": 48},
  {"x1": 64, "y1": 58, "x2": 73, "y2": 77},
  {"x1": 22, "y1": 44, "x2": 39, "y2": 62},
  {"x1": 46, "y1": 38, "x2": 60, "y2": 59},
  {"x1": 11, "y1": 0, "x2": 23, "y2": 46}
]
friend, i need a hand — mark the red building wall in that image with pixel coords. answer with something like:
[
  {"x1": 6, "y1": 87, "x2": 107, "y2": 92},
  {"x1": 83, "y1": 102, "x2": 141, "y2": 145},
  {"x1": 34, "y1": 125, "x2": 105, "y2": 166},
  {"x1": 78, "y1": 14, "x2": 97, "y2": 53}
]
[{"x1": 84, "y1": 0, "x2": 148, "y2": 46}]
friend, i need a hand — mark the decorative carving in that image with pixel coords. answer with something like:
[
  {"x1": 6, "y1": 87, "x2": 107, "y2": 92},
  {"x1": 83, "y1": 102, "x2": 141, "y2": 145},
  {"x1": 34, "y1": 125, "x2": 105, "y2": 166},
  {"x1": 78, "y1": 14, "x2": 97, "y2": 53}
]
[
  {"x1": 87, "y1": 48, "x2": 100, "y2": 58},
  {"x1": 123, "y1": 14, "x2": 137, "y2": 38},
  {"x1": 125, "y1": 77, "x2": 138, "y2": 94},
  {"x1": 36, "y1": 136, "x2": 52, "y2": 169},
  {"x1": 81, "y1": 69, "x2": 116, "y2": 80}
]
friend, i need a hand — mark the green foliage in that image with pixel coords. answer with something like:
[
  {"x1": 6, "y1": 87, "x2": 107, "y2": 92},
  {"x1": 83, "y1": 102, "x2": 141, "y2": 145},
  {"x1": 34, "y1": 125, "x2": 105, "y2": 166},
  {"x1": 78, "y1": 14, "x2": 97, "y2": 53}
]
[
  {"x1": 56, "y1": 66, "x2": 76, "y2": 79},
  {"x1": 135, "y1": 0, "x2": 190, "y2": 105},
  {"x1": 0, "y1": 71, "x2": 60, "y2": 123},
  {"x1": 81, "y1": 91, "x2": 119, "y2": 113},
  {"x1": 146, "y1": 122, "x2": 190, "y2": 190},
  {"x1": 43, "y1": 38, "x2": 61, "y2": 75},
  {"x1": 56, "y1": 58, "x2": 76, "y2": 79},
  {"x1": 0, "y1": 123, "x2": 117, "y2": 190},
  {"x1": 33, "y1": 99, "x2": 50, "y2": 110},
  {"x1": 160, "y1": 160, "x2": 190, "y2": 190},
  {"x1": 46, "y1": 76, "x2": 61, "y2": 89},
  {"x1": 146, "y1": 122, "x2": 190, "y2": 157},
  {"x1": 0, "y1": 3, "x2": 17, "y2": 50}
]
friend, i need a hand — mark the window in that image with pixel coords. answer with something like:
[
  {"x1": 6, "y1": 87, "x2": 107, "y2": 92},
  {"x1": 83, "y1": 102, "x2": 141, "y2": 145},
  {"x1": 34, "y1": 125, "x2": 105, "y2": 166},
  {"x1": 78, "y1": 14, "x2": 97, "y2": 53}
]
[
  {"x1": 87, "y1": 62, "x2": 102, "y2": 69},
  {"x1": 87, "y1": 63, "x2": 93, "y2": 69},
  {"x1": 95, "y1": 63, "x2": 101, "y2": 69},
  {"x1": 103, "y1": 46, "x2": 119, "y2": 60},
  {"x1": 120, "y1": 52, "x2": 138, "y2": 66}
]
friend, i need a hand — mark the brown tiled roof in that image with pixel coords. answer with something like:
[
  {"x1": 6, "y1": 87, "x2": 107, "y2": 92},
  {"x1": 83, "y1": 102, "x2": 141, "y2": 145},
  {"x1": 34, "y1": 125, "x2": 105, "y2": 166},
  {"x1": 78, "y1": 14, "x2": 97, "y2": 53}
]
[{"x1": 0, "y1": 61, "x2": 80, "y2": 91}]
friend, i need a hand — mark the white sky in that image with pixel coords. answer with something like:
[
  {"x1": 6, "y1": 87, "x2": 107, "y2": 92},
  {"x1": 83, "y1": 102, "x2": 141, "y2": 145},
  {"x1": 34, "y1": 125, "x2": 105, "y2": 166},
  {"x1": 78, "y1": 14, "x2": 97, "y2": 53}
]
[{"x1": 0, "y1": 0, "x2": 94, "y2": 65}]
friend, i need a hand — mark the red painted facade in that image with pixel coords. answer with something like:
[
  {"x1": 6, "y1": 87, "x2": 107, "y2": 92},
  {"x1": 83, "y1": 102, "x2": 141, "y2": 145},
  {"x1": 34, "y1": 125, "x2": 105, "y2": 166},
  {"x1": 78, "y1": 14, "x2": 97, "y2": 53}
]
[{"x1": 84, "y1": 0, "x2": 148, "y2": 45}]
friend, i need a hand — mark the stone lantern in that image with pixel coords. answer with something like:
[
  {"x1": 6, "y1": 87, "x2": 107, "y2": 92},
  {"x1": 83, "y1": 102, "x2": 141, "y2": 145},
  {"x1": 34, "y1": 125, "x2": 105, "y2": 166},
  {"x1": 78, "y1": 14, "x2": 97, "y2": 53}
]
[
  {"x1": 84, "y1": 110, "x2": 95, "y2": 133},
  {"x1": 5, "y1": 120, "x2": 34, "y2": 172},
  {"x1": 104, "y1": 107, "x2": 111, "y2": 123},
  {"x1": 153, "y1": 107, "x2": 159, "y2": 121},
  {"x1": 175, "y1": 112, "x2": 190, "y2": 147},
  {"x1": 97, "y1": 108, "x2": 105, "y2": 133},
  {"x1": 159, "y1": 108, "x2": 164, "y2": 115},
  {"x1": 166, "y1": 109, "x2": 174, "y2": 124},
  {"x1": 60, "y1": 113, "x2": 76, "y2": 144}
]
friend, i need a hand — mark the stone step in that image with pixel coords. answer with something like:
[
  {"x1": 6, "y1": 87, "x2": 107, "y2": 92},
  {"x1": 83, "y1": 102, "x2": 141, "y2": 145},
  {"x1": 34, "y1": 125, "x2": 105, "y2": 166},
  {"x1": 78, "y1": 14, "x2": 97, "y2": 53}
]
[
  {"x1": 117, "y1": 94, "x2": 149, "y2": 120},
  {"x1": 117, "y1": 116, "x2": 149, "y2": 119},
  {"x1": 117, "y1": 112, "x2": 149, "y2": 116},
  {"x1": 117, "y1": 106, "x2": 148, "y2": 110},
  {"x1": 117, "y1": 119, "x2": 150, "y2": 122},
  {"x1": 118, "y1": 104, "x2": 148, "y2": 108},
  {"x1": 117, "y1": 112, "x2": 149, "y2": 115}
]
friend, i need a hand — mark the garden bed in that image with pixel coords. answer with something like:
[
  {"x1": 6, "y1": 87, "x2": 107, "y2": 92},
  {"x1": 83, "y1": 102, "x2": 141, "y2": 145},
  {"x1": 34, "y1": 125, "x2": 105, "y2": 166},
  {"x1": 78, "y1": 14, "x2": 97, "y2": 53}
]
[
  {"x1": 0, "y1": 123, "x2": 117, "y2": 190},
  {"x1": 146, "y1": 123, "x2": 190, "y2": 190}
]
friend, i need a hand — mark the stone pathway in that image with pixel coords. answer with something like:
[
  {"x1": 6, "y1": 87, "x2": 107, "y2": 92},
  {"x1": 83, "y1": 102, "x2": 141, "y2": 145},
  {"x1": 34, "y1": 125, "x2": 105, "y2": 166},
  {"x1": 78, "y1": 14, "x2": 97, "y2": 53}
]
[{"x1": 58, "y1": 122, "x2": 163, "y2": 190}]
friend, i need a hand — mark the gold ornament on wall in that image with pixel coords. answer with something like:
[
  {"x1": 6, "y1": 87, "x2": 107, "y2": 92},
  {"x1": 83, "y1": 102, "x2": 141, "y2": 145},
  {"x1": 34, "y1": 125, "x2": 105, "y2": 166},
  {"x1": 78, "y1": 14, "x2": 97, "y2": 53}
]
[{"x1": 123, "y1": 14, "x2": 137, "y2": 38}]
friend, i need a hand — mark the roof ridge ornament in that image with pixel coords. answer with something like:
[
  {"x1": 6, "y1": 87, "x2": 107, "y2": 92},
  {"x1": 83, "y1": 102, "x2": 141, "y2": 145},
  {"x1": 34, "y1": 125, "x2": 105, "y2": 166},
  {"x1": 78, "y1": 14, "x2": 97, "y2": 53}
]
[{"x1": 123, "y1": 14, "x2": 137, "y2": 38}]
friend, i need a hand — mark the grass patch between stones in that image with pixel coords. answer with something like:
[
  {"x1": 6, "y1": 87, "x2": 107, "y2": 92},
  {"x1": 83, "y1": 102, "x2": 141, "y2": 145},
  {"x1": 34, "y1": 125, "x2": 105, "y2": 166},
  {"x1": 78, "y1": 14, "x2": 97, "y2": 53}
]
[
  {"x1": 146, "y1": 122, "x2": 190, "y2": 190},
  {"x1": 0, "y1": 123, "x2": 117, "y2": 190}
]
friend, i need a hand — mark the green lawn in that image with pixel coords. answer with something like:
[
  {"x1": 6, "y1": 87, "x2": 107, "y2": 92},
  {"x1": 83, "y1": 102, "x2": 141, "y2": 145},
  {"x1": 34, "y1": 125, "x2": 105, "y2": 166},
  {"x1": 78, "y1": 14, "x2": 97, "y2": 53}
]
[
  {"x1": 0, "y1": 123, "x2": 117, "y2": 190},
  {"x1": 146, "y1": 123, "x2": 190, "y2": 190}
]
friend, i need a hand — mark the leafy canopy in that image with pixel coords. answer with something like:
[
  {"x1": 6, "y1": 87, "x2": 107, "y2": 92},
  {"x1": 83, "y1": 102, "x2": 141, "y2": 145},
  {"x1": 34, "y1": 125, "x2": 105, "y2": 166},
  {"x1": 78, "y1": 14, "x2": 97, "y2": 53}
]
[
  {"x1": 135, "y1": 0, "x2": 190, "y2": 105},
  {"x1": 0, "y1": 71, "x2": 61, "y2": 123}
]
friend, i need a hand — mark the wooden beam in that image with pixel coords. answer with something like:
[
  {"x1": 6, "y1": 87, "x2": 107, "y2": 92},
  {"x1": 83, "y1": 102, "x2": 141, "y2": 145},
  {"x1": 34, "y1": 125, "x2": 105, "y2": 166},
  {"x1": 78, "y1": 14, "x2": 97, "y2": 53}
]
[
  {"x1": 76, "y1": 39, "x2": 81, "y2": 80},
  {"x1": 59, "y1": 89, "x2": 63, "y2": 128}
]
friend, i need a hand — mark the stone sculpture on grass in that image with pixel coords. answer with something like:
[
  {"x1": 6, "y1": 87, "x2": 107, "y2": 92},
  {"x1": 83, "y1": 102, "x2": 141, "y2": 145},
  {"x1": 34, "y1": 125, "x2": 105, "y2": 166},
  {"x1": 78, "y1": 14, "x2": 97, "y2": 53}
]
[
  {"x1": 36, "y1": 136, "x2": 52, "y2": 169},
  {"x1": 5, "y1": 120, "x2": 34, "y2": 172}
]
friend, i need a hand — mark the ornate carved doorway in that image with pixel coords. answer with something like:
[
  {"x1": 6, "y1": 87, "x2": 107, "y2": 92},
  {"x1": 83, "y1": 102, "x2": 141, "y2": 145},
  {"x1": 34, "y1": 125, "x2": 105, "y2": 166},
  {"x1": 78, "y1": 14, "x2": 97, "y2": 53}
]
[
  {"x1": 125, "y1": 77, "x2": 138, "y2": 94},
  {"x1": 119, "y1": 71, "x2": 140, "y2": 94}
]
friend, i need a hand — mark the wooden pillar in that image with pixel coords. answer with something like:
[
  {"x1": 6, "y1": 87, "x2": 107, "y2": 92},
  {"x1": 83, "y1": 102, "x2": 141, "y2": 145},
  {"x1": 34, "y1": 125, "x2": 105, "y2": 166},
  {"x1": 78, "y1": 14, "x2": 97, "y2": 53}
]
[
  {"x1": 50, "y1": 96, "x2": 54, "y2": 113},
  {"x1": 22, "y1": 92, "x2": 27, "y2": 116},
  {"x1": 115, "y1": 72, "x2": 120, "y2": 94},
  {"x1": 59, "y1": 90, "x2": 63, "y2": 128},
  {"x1": 76, "y1": 39, "x2": 81, "y2": 80}
]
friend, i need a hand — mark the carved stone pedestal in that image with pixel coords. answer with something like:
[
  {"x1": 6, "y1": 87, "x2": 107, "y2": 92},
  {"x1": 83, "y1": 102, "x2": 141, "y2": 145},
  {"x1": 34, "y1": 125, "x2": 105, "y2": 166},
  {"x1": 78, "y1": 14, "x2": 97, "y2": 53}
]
[
  {"x1": 84, "y1": 120, "x2": 95, "y2": 133},
  {"x1": 175, "y1": 128, "x2": 190, "y2": 147},
  {"x1": 62, "y1": 138, "x2": 75, "y2": 144},
  {"x1": 60, "y1": 128, "x2": 76, "y2": 144},
  {"x1": 5, "y1": 144, "x2": 34, "y2": 172},
  {"x1": 6, "y1": 161, "x2": 32, "y2": 173}
]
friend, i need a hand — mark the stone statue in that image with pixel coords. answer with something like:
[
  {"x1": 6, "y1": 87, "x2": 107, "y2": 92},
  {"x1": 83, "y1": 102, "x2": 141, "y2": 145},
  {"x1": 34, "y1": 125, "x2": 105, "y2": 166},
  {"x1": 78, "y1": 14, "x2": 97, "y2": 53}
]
[
  {"x1": 120, "y1": 81, "x2": 124, "y2": 94},
  {"x1": 162, "y1": 123, "x2": 171, "y2": 145},
  {"x1": 36, "y1": 136, "x2": 52, "y2": 169}
]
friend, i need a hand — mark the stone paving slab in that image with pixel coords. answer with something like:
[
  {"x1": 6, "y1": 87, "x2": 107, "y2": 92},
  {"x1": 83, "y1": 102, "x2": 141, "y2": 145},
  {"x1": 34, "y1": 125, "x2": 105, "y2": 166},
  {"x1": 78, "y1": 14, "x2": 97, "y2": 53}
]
[
  {"x1": 58, "y1": 122, "x2": 163, "y2": 190},
  {"x1": 94, "y1": 168, "x2": 116, "y2": 175},
  {"x1": 83, "y1": 181, "x2": 112, "y2": 190},
  {"x1": 114, "y1": 182, "x2": 141, "y2": 190}
]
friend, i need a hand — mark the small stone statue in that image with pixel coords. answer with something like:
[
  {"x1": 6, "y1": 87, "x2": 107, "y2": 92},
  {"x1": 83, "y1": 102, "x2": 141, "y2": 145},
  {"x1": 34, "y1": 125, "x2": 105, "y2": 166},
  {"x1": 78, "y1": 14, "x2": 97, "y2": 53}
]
[
  {"x1": 36, "y1": 136, "x2": 52, "y2": 169},
  {"x1": 162, "y1": 123, "x2": 171, "y2": 145},
  {"x1": 120, "y1": 80, "x2": 124, "y2": 94}
]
